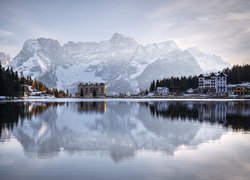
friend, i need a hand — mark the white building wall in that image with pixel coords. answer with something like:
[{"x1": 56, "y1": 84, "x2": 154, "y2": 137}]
[{"x1": 198, "y1": 73, "x2": 227, "y2": 93}]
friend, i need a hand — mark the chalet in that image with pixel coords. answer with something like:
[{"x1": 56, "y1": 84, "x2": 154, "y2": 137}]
[
  {"x1": 198, "y1": 72, "x2": 227, "y2": 94},
  {"x1": 227, "y1": 82, "x2": 250, "y2": 95},
  {"x1": 22, "y1": 85, "x2": 47, "y2": 97},
  {"x1": 77, "y1": 82, "x2": 106, "y2": 98}
]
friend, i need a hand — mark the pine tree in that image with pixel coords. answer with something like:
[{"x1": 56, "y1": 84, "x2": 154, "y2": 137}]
[
  {"x1": 152, "y1": 80, "x2": 156, "y2": 91},
  {"x1": 0, "y1": 63, "x2": 4, "y2": 96},
  {"x1": 0, "y1": 65, "x2": 64, "y2": 98},
  {"x1": 31, "y1": 80, "x2": 36, "y2": 90},
  {"x1": 41, "y1": 84, "x2": 46, "y2": 92},
  {"x1": 156, "y1": 79, "x2": 159, "y2": 88}
]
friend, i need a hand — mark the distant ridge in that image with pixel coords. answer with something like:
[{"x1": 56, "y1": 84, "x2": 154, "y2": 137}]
[{"x1": 7, "y1": 33, "x2": 231, "y2": 93}]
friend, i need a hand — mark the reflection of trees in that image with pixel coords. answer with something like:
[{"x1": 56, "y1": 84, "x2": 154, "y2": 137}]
[
  {"x1": 148, "y1": 102, "x2": 199, "y2": 120},
  {"x1": 1, "y1": 101, "x2": 250, "y2": 160},
  {"x1": 0, "y1": 102, "x2": 65, "y2": 138},
  {"x1": 143, "y1": 101, "x2": 250, "y2": 131}
]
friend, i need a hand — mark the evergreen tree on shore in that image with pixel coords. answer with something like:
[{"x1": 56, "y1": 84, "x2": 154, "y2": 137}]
[
  {"x1": 148, "y1": 64, "x2": 250, "y2": 92},
  {"x1": 0, "y1": 63, "x2": 66, "y2": 98},
  {"x1": 223, "y1": 64, "x2": 250, "y2": 83}
]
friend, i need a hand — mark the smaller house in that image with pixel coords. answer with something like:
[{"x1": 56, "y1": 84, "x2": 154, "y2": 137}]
[
  {"x1": 186, "y1": 88, "x2": 194, "y2": 94},
  {"x1": 227, "y1": 82, "x2": 250, "y2": 96},
  {"x1": 22, "y1": 85, "x2": 46, "y2": 97},
  {"x1": 156, "y1": 87, "x2": 169, "y2": 96}
]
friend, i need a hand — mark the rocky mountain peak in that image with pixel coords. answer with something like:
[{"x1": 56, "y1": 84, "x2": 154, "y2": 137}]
[
  {"x1": 37, "y1": 38, "x2": 61, "y2": 48},
  {"x1": 157, "y1": 40, "x2": 179, "y2": 50},
  {"x1": 110, "y1": 33, "x2": 138, "y2": 48},
  {"x1": 110, "y1": 33, "x2": 128, "y2": 41},
  {"x1": 22, "y1": 39, "x2": 41, "y2": 53},
  {"x1": 7, "y1": 34, "x2": 231, "y2": 93}
]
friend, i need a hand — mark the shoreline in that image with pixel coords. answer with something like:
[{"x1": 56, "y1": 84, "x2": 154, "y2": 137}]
[{"x1": 1, "y1": 97, "x2": 250, "y2": 103}]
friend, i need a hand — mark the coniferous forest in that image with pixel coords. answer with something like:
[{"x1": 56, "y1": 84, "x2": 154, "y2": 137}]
[
  {"x1": 223, "y1": 64, "x2": 250, "y2": 84},
  {"x1": 148, "y1": 64, "x2": 250, "y2": 92},
  {"x1": 0, "y1": 63, "x2": 66, "y2": 98}
]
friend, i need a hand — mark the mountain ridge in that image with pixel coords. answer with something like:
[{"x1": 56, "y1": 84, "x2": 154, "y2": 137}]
[{"x1": 6, "y1": 33, "x2": 231, "y2": 93}]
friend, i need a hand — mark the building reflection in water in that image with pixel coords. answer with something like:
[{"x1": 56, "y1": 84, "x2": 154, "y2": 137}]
[{"x1": 78, "y1": 102, "x2": 106, "y2": 113}]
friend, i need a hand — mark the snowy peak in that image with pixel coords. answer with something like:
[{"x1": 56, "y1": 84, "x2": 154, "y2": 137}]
[
  {"x1": 156, "y1": 40, "x2": 179, "y2": 50},
  {"x1": 187, "y1": 47, "x2": 231, "y2": 72},
  {"x1": 110, "y1": 33, "x2": 138, "y2": 51},
  {"x1": 8, "y1": 34, "x2": 230, "y2": 93},
  {"x1": 20, "y1": 38, "x2": 61, "y2": 53},
  {"x1": 22, "y1": 39, "x2": 41, "y2": 53},
  {"x1": 110, "y1": 33, "x2": 136, "y2": 44},
  {"x1": 8, "y1": 38, "x2": 63, "y2": 87}
]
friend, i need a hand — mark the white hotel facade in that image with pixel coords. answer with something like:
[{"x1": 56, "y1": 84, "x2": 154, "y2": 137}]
[{"x1": 198, "y1": 72, "x2": 227, "y2": 93}]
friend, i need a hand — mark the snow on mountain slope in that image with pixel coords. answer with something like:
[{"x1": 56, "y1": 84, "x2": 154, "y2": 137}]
[
  {"x1": 56, "y1": 64, "x2": 103, "y2": 91},
  {"x1": 9, "y1": 38, "x2": 62, "y2": 87},
  {"x1": 129, "y1": 41, "x2": 179, "y2": 79},
  {"x1": 135, "y1": 50, "x2": 202, "y2": 89},
  {"x1": 187, "y1": 47, "x2": 231, "y2": 72},
  {"x1": 8, "y1": 33, "x2": 229, "y2": 93},
  {"x1": 0, "y1": 52, "x2": 10, "y2": 67}
]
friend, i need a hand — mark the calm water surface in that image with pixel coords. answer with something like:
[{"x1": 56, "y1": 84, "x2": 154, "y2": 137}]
[{"x1": 0, "y1": 100, "x2": 250, "y2": 180}]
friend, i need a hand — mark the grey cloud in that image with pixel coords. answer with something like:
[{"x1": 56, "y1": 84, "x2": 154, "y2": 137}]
[
  {"x1": 145, "y1": 0, "x2": 250, "y2": 64},
  {"x1": 0, "y1": 0, "x2": 250, "y2": 64}
]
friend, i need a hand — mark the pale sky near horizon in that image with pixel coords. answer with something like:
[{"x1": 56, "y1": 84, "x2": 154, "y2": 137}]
[{"x1": 0, "y1": 0, "x2": 250, "y2": 65}]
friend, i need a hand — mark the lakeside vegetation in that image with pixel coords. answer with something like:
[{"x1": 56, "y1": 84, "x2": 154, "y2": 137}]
[
  {"x1": 0, "y1": 63, "x2": 67, "y2": 98},
  {"x1": 148, "y1": 64, "x2": 250, "y2": 93},
  {"x1": 1, "y1": 62, "x2": 250, "y2": 99}
]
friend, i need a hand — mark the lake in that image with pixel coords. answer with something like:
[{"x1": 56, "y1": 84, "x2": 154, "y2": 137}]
[{"x1": 0, "y1": 99, "x2": 250, "y2": 180}]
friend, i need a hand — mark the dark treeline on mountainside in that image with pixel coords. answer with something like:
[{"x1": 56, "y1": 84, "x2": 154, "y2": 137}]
[
  {"x1": 149, "y1": 76, "x2": 198, "y2": 93},
  {"x1": 149, "y1": 64, "x2": 250, "y2": 92},
  {"x1": 0, "y1": 63, "x2": 65, "y2": 98},
  {"x1": 224, "y1": 64, "x2": 250, "y2": 84}
]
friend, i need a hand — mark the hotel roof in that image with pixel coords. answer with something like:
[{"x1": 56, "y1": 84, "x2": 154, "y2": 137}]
[
  {"x1": 78, "y1": 82, "x2": 105, "y2": 86},
  {"x1": 198, "y1": 72, "x2": 227, "y2": 78}
]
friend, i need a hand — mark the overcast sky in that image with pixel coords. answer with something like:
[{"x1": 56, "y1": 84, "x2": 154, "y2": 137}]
[{"x1": 0, "y1": 0, "x2": 250, "y2": 65}]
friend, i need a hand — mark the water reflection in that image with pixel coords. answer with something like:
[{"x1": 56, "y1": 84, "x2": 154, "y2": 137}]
[
  {"x1": 145, "y1": 101, "x2": 250, "y2": 131},
  {"x1": 78, "y1": 102, "x2": 106, "y2": 113},
  {"x1": 0, "y1": 101, "x2": 250, "y2": 161}
]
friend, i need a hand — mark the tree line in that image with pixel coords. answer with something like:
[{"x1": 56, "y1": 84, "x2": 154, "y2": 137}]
[
  {"x1": 0, "y1": 63, "x2": 68, "y2": 98},
  {"x1": 149, "y1": 76, "x2": 198, "y2": 93},
  {"x1": 224, "y1": 64, "x2": 250, "y2": 84},
  {"x1": 148, "y1": 64, "x2": 250, "y2": 93}
]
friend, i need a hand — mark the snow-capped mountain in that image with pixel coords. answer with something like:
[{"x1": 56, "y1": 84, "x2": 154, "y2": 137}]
[
  {"x1": 0, "y1": 52, "x2": 11, "y2": 67},
  {"x1": 8, "y1": 33, "x2": 230, "y2": 93},
  {"x1": 187, "y1": 47, "x2": 231, "y2": 72}
]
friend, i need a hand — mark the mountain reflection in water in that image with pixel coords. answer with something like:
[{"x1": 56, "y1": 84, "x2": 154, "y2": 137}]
[{"x1": 0, "y1": 101, "x2": 250, "y2": 161}]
